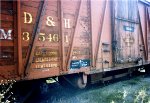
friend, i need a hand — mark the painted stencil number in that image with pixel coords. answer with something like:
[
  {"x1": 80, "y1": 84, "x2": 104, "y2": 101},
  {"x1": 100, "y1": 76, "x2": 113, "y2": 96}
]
[
  {"x1": 22, "y1": 32, "x2": 30, "y2": 41},
  {"x1": 38, "y1": 33, "x2": 46, "y2": 41}
]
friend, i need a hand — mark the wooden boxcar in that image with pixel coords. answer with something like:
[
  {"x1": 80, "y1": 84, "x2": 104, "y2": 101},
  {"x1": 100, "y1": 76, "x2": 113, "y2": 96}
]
[{"x1": 0, "y1": 0, "x2": 150, "y2": 88}]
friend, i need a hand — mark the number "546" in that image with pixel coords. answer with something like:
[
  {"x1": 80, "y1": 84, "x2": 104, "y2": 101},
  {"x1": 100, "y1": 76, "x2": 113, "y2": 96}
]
[{"x1": 38, "y1": 33, "x2": 59, "y2": 42}]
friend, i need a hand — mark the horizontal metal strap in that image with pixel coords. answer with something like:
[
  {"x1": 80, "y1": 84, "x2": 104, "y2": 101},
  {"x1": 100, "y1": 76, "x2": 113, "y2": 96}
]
[{"x1": 115, "y1": 17, "x2": 139, "y2": 24}]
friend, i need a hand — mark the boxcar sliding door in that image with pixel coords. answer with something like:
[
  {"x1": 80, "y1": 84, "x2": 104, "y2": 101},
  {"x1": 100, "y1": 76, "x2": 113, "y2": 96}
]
[{"x1": 112, "y1": 0, "x2": 140, "y2": 65}]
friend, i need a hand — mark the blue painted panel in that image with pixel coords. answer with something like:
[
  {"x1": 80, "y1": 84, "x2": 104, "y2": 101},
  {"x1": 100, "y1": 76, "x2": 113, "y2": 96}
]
[
  {"x1": 70, "y1": 59, "x2": 90, "y2": 69},
  {"x1": 123, "y1": 26, "x2": 134, "y2": 32},
  {"x1": 70, "y1": 60, "x2": 80, "y2": 69}
]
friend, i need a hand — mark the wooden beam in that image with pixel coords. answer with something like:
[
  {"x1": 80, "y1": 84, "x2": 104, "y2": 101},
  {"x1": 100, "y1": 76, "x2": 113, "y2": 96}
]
[
  {"x1": 147, "y1": 8, "x2": 150, "y2": 57},
  {"x1": 17, "y1": 0, "x2": 23, "y2": 75},
  {"x1": 13, "y1": 2, "x2": 17, "y2": 64},
  {"x1": 110, "y1": 0, "x2": 115, "y2": 66},
  {"x1": 145, "y1": 6, "x2": 148, "y2": 60},
  {"x1": 94, "y1": 0, "x2": 107, "y2": 67},
  {"x1": 137, "y1": 4, "x2": 147, "y2": 60},
  {"x1": 66, "y1": 0, "x2": 83, "y2": 69},
  {"x1": 58, "y1": 0, "x2": 65, "y2": 72},
  {"x1": 88, "y1": 0, "x2": 94, "y2": 69}
]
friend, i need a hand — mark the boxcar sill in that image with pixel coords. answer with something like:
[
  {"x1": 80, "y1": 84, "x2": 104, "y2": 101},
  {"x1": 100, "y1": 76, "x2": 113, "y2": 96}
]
[{"x1": 87, "y1": 62, "x2": 150, "y2": 75}]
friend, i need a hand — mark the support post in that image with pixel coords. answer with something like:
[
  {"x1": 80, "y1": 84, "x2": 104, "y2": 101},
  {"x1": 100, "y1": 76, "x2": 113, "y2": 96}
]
[
  {"x1": 94, "y1": 0, "x2": 107, "y2": 67},
  {"x1": 17, "y1": 0, "x2": 23, "y2": 75}
]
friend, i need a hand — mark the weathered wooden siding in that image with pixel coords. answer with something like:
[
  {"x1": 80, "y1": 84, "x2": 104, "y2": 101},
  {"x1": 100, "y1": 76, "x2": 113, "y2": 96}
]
[
  {"x1": 0, "y1": 0, "x2": 149, "y2": 81},
  {"x1": 113, "y1": 0, "x2": 139, "y2": 65},
  {"x1": 23, "y1": 0, "x2": 92, "y2": 79},
  {"x1": 0, "y1": 1, "x2": 19, "y2": 80}
]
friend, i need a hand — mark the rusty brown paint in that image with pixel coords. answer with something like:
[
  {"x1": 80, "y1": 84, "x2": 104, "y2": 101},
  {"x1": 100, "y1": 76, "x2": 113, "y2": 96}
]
[
  {"x1": 138, "y1": 4, "x2": 147, "y2": 60},
  {"x1": 13, "y1": 1, "x2": 18, "y2": 73},
  {"x1": 88, "y1": 0, "x2": 94, "y2": 68},
  {"x1": 94, "y1": 0, "x2": 107, "y2": 68},
  {"x1": 145, "y1": 7, "x2": 150, "y2": 60},
  {"x1": 0, "y1": 0, "x2": 150, "y2": 81},
  {"x1": 58, "y1": 0, "x2": 65, "y2": 72},
  {"x1": 17, "y1": 0, "x2": 23, "y2": 75},
  {"x1": 66, "y1": 0, "x2": 83, "y2": 69},
  {"x1": 25, "y1": 0, "x2": 46, "y2": 75}
]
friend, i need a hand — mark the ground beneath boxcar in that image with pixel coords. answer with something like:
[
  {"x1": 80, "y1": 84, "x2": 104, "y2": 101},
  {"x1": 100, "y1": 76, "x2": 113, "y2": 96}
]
[{"x1": 26, "y1": 76, "x2": 150, "y2": 103}]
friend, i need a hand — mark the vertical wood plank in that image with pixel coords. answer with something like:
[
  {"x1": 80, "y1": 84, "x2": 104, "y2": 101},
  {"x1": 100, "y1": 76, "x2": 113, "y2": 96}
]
[
  {"x1": 145, "y1": 6, "x2": 148, "y2": 60},
  {"x1": 111, "y1": 0, "x2": 115, "y2": 66},
  {"x1": 88, "y1": 0, "x2": 94, "y2": 69},
  {"x1": 58, "y1": 0, "x2": 65, "y2": 72},
  {"x1": 13, "y1": 1, "x2": 17, "y2": 68},
  {"x1": 17, "y1": 0, "x2": 23, "y2": 75},
  {"x1": 138, "y1": 3, "x2": 147, "y2": 60},
  {"x1": 94, "y1": 0, "x2": 107, "y2": 67},
  {"x1": 147, "y1": 7, "x2": 150, "y2": 59}
]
